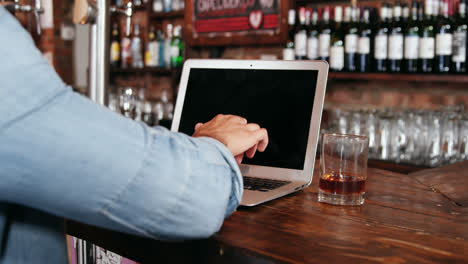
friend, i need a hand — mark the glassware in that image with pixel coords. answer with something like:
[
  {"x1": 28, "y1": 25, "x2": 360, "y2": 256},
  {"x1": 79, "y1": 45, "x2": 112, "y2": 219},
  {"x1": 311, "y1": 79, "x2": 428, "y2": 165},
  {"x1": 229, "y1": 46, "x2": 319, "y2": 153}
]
[
  {"x1": 119, "y1": 87, "x2": 137, "y2": 119},
  {"x1": 458, "y1": 115, "x2": 468, "y2": 161},
  {"x1": 318, "y1": 133, "x2": 369, "y2": 206},
  {"x1": 440, "y1": 110, "x2": 460, "y2": 164},
  {"x1": 426, "y1": 111, "x2": 442, "y2": 167}
]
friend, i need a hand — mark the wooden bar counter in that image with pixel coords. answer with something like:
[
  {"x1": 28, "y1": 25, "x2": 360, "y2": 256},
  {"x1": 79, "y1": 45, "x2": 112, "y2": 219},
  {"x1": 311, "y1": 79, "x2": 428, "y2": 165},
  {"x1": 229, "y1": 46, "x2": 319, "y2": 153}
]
[{"x1": 67, "y1": 160, "x2": 468, "y2": 263}]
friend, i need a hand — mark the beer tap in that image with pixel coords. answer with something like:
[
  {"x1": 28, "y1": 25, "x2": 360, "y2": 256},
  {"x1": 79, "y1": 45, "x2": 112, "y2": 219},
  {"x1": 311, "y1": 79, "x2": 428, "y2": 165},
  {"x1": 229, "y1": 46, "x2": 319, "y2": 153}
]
[
  {"x1": 1, "y1": 0, "x2": 44, "y2": 35},
  {"x1": 73, "y1": 0, "x2": 133, "y2": 105},
  {"x1": 110, "y1": 1, "x2": 133, "y2": 36}
]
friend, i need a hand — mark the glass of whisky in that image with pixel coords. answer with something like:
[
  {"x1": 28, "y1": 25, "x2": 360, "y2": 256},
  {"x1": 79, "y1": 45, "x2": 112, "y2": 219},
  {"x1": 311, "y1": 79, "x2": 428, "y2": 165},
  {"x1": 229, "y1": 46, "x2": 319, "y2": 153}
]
[{"x1": 318, "y1": 133, "x2": 369, "y2": 206}]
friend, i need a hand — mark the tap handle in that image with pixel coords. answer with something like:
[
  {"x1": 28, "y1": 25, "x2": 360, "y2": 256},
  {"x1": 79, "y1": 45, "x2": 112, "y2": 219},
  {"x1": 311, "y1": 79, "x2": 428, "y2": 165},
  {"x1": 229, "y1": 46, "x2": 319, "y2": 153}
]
[{"x1": 33, "y1": 9, "x2": 41, "y2": 35}]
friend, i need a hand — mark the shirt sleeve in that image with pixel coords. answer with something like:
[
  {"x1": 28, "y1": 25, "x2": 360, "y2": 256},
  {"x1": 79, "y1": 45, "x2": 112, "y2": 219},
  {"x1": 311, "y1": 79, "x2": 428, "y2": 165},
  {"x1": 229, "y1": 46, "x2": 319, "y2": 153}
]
[{"x1": 0, "y1": 6, "x2": 243, "y2": 240}]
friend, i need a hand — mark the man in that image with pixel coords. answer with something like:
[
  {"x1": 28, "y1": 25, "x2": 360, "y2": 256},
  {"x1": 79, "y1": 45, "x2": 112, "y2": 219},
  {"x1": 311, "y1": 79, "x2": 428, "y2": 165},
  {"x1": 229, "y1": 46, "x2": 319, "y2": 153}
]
[{"x1": 0, "y1": 6, "x2": 268, "y2": 263}]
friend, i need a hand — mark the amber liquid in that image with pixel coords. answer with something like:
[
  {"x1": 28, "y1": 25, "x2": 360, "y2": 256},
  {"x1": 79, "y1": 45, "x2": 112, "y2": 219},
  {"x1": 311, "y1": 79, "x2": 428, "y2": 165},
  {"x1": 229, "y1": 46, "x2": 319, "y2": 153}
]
[{"x1": 319, "y1": 172, "x2": 366, "y2": 195}]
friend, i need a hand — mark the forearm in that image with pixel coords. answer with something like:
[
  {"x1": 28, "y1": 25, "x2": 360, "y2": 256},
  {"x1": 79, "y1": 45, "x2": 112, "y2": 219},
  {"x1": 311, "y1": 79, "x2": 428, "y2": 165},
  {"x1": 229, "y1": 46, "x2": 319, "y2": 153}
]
[{"x1": 0, "y1": 5, "x2": 243, "y2": 240}]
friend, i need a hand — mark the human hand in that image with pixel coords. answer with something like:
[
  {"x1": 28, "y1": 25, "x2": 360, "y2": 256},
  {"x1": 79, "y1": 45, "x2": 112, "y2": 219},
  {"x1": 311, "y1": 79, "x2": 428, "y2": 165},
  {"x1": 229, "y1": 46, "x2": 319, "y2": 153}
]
[{"x1": 192, "y1": 114, "x2": 268, "y2": 165}]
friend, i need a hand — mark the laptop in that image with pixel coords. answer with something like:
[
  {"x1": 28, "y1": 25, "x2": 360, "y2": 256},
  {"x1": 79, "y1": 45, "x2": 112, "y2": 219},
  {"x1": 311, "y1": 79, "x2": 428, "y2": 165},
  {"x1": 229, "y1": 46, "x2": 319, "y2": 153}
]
[{"x1": 171, "y1": 59, "x2": 328, "y2": 206}]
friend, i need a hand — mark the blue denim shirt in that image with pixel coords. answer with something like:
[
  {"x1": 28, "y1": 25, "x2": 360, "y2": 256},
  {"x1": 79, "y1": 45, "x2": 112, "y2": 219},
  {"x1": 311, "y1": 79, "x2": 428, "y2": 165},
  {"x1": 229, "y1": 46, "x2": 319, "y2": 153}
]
[{"x1": 0, "y1": 6, "x2": 243, "y2": 263}]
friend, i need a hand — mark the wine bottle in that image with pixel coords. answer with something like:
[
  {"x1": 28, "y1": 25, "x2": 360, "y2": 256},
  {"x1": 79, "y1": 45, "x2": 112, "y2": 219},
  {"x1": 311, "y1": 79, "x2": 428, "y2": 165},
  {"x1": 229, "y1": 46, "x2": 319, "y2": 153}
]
[
  {"x1": 330, "y1": 6, "x2": 345, "y2": 71},
  {"x1": 283, "y1": 9, "x2": 296, "y2": 60},
  {"x1": 121, "y1": 23, "x2": 132, "y2": 69},
  {"x1": 110, "y1": 23, "x2": 121, "y2": 68},
  {"x1": 404, "y1": 1, "x2": 420, "y2": 72},
  {"x1": 419, "y1": 0, "x2": 435, "y2": 72},
  {"x1": 374, "y1": 3, "x2": 390, "y2": 72},
  {"x1": 295, "y1": 7, "x2": 308, "y2": 60},
  {"x1": 402, "y1": 3, "x2": 410, "y2": 23},
  {"x1": 452, "y1": 0, "x2": 467, "y2": 72},
  {"x1": 345, "y1": 4, "x2": 359, "y2": 72},
  {"x1": 389, "y1": 2, "x2": 404, "y2": 72},
  {"x1": 358, "y1": 7, "x2": 372, "y2": 72},
  {"x1": 435, "y1": 0, "x2": 453, "y2": 73},
  {"x1": 307, "y1": 8, "x2": 320, "y2": 60},
  {"x1": 319, "y1": 6, "x2": 332, "y2": 61}
]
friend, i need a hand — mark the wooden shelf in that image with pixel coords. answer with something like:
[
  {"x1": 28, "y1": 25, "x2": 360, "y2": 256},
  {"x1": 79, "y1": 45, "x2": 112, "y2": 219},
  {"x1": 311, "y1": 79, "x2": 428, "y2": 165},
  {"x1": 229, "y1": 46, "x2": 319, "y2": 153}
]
[
  {"x1": 110, "y1": 67, "x2": 174, "y2": 75},
  {"x1": 133, "y1": 5, "x2": 147, "y2": 11},
  {"x1": 328, "y1": 72, "x2": 468, "y2": 83},
  {"x1": 149, "y1": 10, "x2": 185, "y2": 19}
]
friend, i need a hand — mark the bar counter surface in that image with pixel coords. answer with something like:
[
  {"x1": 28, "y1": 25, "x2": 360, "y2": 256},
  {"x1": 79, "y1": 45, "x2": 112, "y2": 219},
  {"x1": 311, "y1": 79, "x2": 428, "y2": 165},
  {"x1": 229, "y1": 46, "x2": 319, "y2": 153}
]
[{"x1": 67, "y1": 160, "x2": 468, "y2": 263}]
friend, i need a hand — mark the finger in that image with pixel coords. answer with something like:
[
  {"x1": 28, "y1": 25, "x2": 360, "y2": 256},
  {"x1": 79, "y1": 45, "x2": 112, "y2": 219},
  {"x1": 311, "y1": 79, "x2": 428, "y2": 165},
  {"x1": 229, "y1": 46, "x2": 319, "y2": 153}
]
[
  {"x1": 253, "y1": 128, "x2": 269, "y2": 152},
  {"x1": 194, "y1": 123, "x2": 203, "y2": 131},
  {"x1": 235, "y1": 153, "x2": 244, "y2": 165},
  {"x1": 246, "y1": 123, "x2": 260, "y2": 131},
  {"x1": 246, "y1": 143, "x2": 258, "y2": 159}
]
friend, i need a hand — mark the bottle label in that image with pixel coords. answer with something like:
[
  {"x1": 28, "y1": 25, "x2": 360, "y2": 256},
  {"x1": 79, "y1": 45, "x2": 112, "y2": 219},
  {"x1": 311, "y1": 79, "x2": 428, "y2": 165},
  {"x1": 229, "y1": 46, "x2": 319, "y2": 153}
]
[
  {"x1": 319, "y1": 34, "x2": 331, "y2": 57},
  {"x1": 452, "y1": 31, "x2": 466, "y2": 62},
  {"x1": 388, "y1": 34, "x2": 404, "y2": 59},
  {"x1": 145, "y1": 42, "x2": 159, "y2": 66},
  {"x1": 294, "y1": 31, "x2": 307, "y2": 56},
  {"x1": 283, "y1": 48, "x2": 295, "y2": 60},
  {"x1": 419, "y1": 37, "x2": 435, "y2": 58},
  {"x1": 330, "y1": 46, "x2": 344, "y2": 70},
  {"x1": 121, "y1": 38, "x2": 131, "y2": 60},
  {"x1": 110, "y1": 41, "x2": 120, "y2": 62},
  {"x1": 404, "y1": 35, "x2": 419, "y2": 59},
  {"x1": 374, "y1": 35, "x2": 388, "y2": 59},
  {"x1": 170, "y1": 46, "x2": 180, "y2": 57},
  {"x1": 436, "y1": 33, "x2": 453, "y2": 55},
  {"x1": 358, "y1": 37, "x2": 370, "y2": 54},
  {"x1": 345, "y1": 34, "x2": 358, "y2": 53},
  {"x1": 307, "y1": 36, "x2": 319, "y2": 59}
]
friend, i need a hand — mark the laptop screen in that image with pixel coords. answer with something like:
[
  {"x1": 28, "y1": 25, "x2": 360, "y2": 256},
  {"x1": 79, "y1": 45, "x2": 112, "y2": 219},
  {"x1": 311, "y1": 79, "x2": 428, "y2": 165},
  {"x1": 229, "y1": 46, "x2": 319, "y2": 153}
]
[{"x1": 178, "y1": 68, "x2": 318, "y2": 170}]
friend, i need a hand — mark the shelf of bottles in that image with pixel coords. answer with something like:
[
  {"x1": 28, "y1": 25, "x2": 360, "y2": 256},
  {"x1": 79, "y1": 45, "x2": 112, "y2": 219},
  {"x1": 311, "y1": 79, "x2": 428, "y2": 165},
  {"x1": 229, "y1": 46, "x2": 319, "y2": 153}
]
[
  {"x1": 284, "y1": 0, "x2": 468, "y2": 82},
  {"x1": 109, "y1": 0, "x2": 185, "y2": 74}
]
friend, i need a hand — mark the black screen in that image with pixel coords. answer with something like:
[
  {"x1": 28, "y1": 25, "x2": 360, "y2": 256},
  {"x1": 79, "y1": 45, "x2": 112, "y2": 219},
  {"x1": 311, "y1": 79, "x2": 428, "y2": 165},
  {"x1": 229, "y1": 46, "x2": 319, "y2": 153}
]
[{"x1": 178, "y1": 68, "x2": 318, "y2": 170}]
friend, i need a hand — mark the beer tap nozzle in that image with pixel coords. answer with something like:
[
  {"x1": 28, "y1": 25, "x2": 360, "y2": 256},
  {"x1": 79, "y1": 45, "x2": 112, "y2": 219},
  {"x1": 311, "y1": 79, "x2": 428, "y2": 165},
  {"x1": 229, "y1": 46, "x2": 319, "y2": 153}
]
[{"x1": 110, "y1": 1, "x2": 133, "y2": 35}]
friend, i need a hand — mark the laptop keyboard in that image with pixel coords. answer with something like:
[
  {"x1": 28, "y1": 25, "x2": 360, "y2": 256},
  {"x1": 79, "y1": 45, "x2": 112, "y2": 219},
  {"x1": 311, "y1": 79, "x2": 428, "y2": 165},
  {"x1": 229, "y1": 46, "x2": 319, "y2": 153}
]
[{"x1": 243, "y1": 176, "x2": 291, "y2": 192}]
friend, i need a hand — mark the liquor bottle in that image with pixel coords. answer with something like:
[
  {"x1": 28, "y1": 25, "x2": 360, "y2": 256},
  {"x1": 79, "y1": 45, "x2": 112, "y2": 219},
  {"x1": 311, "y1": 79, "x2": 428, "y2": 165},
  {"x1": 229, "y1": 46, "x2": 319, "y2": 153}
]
[
  {"x1": 164, "y1": 0, "x2": 172, "y2": 12},
  {"x1": 307, "y1": 8, "x2": 319, "y2": 60},
  {"x1": 404, "y1": 1, "x2": 420, "y2": 72},
  {"x1": 319, "y1": 6, "x2": 332, "y2": 61},
  {"x1": 145, "y1": 26, "x2": 158, "y2": 67},
  {"x1": 157, "y1": 30, "x2": 165, "y2": 67},
  {"x1": 170, "y1": 25, "x2": 183, "y2": 67},
  {"x1": 121, "y1": 23, "x2": 132, "y2": 69},
  {"x1": 389, "y1": 2, "x2": 404, "y2": 72},
  {"x1": 402, "y1": 3, "x2": 410, "y2": 23},
  {"x1": 419, "y1": 0, "x2": 436, "y2": 72},
  {"x1": 164, "y1": 24, "x2": 173, "y2": 68},
  {"x1": 452, "y1": 0, "x2": 467, "y2": 72},
  {"x1": 110, "y1": 23, "x2": 121, "y2": 68},
  {"x1": 345, "y1": 3, "x2": 359, "y2": 72},
  {"x1": 153, "y1": 0, "x2": 163, "y2": 12},
  {"x1": 131, "y1": 23, "x2": 144, "y2": 68},
  {"x1": 295, "y1": 7, "x2": 308, "y2": 60},
  {"x1": 344, "y1": 6, "x2": 351, "y2": 27},
  {"x1": 358, "y1": 7, "x2": 372, "y2": 72},
  {"x1": 330, "y1": 6, "x2": 344, "y2": 71},
  {"x1": 283, "y1": 9, "x2": 295, "y2": 60},
  {"x1": 374, "y1": 3, "x2": 389, "y2": 72},
  {"x1": 435, "y1": 0, "x2": 453, "y2": 73}
]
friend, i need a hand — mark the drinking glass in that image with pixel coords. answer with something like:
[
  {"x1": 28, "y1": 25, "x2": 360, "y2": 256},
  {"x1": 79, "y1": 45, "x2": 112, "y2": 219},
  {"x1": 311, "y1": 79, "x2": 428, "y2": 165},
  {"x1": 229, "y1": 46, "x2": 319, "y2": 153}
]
[
  {"x1": 119, "y1": 87, "x2": 137, "y2": 119},
  {"x1": 426, "y1": 111, "x2": 442, "y2": 167},
  {"x1": 458, "y1": 115, "x2": 468, "y2": 161},
  {"x1": 440, "y1": 111, "x2": 460, "y2": 164},
  {"x1": 318, "y1": 133, "x2": 369, "y2": 206}
]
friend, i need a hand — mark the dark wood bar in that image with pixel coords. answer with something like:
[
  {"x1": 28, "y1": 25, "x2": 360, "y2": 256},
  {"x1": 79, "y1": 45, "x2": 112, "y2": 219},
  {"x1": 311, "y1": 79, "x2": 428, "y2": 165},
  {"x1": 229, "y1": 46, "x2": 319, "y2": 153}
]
[{"x1": 67, "y1": 160, "x2": 468, "y2": 263}]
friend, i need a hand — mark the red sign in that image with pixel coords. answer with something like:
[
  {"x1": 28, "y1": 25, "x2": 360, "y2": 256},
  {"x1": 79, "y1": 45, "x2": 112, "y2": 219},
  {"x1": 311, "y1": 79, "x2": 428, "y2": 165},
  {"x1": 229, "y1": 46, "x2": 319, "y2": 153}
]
[{"x1": 193, "y1": 0, "x2": 280, "y2": 33}]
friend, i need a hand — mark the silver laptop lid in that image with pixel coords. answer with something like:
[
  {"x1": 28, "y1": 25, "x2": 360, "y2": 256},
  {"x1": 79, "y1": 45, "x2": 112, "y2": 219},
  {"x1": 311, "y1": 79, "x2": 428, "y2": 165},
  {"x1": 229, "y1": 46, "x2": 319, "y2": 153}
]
[{"x1": 172, "y1": 59, "x2": 328, "y2": 183}]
